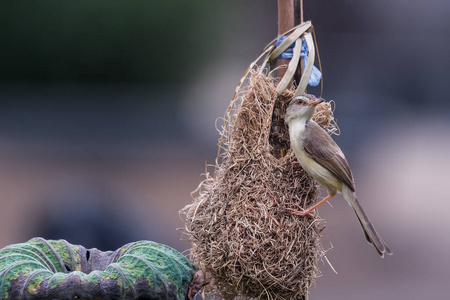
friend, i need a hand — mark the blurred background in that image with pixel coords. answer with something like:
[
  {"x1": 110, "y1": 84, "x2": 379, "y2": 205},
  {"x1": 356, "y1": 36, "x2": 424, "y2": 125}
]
[{"x1": 0, "y1": 1, "x2": 449, "y2": 299}]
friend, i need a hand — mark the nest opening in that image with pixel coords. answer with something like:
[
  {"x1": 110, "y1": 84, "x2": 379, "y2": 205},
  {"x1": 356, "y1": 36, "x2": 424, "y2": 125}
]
[{"x1": 182, "y1": 69, "x2": 337, "y2": 299}]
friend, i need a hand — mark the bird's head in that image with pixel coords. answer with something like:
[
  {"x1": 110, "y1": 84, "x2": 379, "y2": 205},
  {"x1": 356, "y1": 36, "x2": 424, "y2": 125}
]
[{"x1": 285, "y1": 95, "x2": 324, "y2": 125}]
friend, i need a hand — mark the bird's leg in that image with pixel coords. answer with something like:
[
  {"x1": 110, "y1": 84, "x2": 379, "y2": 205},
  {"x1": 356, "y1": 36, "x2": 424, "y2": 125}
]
[
  {"x1": 304, "y1": 194, "x2": 335, "y2": 212},
  {"x1": 287, "y1": 194, "x2": 335, "y2": 219}
]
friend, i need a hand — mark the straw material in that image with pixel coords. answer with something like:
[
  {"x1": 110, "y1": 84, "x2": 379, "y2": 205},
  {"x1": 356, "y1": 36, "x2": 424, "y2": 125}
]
[{"x1": 182, "y1": 69, "x2": 337, "y2": 299}]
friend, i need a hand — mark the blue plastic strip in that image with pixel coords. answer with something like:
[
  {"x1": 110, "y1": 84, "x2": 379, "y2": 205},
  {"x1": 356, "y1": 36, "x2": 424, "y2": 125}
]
[
  {"x1": 275, "y1": 36, "x2": 294, "y2": 59},
  {"x1": 275, "y1": 36, "x2": 322, "y2": 87}
]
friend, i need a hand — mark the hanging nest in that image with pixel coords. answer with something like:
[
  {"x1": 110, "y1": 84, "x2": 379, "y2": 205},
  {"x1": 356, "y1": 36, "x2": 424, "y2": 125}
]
[{"x1": 182, "y1": 66, "x2": 338, "y2": 299}]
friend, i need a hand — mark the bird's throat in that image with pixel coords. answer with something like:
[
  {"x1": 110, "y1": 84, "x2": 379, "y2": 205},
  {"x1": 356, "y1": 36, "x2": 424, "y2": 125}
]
[{"x1": 288, "y1": 118, "x2": 308, "y2": 143}]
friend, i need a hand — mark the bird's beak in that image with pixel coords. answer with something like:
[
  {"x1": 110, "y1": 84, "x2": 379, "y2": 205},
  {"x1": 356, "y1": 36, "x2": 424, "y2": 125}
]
[{"x1": 307, "y1": 99, "x2": 324, "y2": 106}]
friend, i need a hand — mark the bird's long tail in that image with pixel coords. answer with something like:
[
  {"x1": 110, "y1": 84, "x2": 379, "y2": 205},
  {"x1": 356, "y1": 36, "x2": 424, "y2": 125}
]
[{"x1": 342, "y1": 185, "x2": 393, "y2": 257}]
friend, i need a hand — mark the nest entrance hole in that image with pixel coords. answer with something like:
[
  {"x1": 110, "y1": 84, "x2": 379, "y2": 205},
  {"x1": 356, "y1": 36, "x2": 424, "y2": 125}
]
[{"x1": 269, "y1": 94, "x2": 292, "y2": 159}]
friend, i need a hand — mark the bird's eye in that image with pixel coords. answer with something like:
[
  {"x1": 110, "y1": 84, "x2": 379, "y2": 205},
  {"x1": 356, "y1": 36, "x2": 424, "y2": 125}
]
[{"x1": 297, "y1": 99, "x2": 303, "y2": 105}]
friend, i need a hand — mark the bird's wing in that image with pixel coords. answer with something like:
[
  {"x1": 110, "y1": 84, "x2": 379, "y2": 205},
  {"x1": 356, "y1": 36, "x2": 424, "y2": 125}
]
[{"x1": 303, "y1": 121, "x2": 355, "y2": 191}]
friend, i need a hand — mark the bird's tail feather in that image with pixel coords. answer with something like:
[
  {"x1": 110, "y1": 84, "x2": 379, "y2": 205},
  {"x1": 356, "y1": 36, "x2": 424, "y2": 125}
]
[{"x1": 342, "y1": 185, "x2": 393, "y2": 257}]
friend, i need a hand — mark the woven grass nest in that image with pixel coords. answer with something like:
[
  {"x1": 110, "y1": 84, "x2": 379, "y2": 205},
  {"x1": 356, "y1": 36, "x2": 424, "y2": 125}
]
[{"x1": 182, "y1": 69, "x2": 338, "y2": 299}]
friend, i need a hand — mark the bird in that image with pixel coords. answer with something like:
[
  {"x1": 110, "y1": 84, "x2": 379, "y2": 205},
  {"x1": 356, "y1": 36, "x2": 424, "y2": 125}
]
[{"x1": 284, "y1": 94, "x2": 392, "y2": 257}]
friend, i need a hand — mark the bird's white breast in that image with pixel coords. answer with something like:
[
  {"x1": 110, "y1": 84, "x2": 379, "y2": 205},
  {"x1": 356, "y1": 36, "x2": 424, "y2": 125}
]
[{"x1": 288, "y1": 120, "x2": 321, "y2": 175}]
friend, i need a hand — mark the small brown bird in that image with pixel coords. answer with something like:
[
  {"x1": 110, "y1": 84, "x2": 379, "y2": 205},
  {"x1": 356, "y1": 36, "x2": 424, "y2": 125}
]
[{"x1": 285, "y1": 95, "x2": 392, "y2": 257}]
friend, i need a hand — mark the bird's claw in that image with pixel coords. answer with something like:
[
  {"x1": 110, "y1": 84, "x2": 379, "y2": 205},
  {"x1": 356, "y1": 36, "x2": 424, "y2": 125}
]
[{"x1": 286, "y1": 205, "x2": 315, "y2": 219}]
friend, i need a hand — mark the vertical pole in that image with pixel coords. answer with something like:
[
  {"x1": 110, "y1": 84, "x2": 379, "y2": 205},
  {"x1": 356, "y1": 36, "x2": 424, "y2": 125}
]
[
  {"x1": 293, "y1": 0, "x2": 303, "y2": 85},
  {"x1": 294, "y1": 0, "x2": 302, "y2": 26},
  {"x1": 277, "y1": 0, "x2": 295, "y2": 79},
  {"x1": 273, "y1": 0, "x2": 300, "y2": 161}
]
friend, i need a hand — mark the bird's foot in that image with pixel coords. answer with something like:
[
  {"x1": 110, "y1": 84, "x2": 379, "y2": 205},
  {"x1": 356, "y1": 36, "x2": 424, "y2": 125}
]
[{"x1": 286, "y1": 204, "x2": 315, "y2": 219}]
